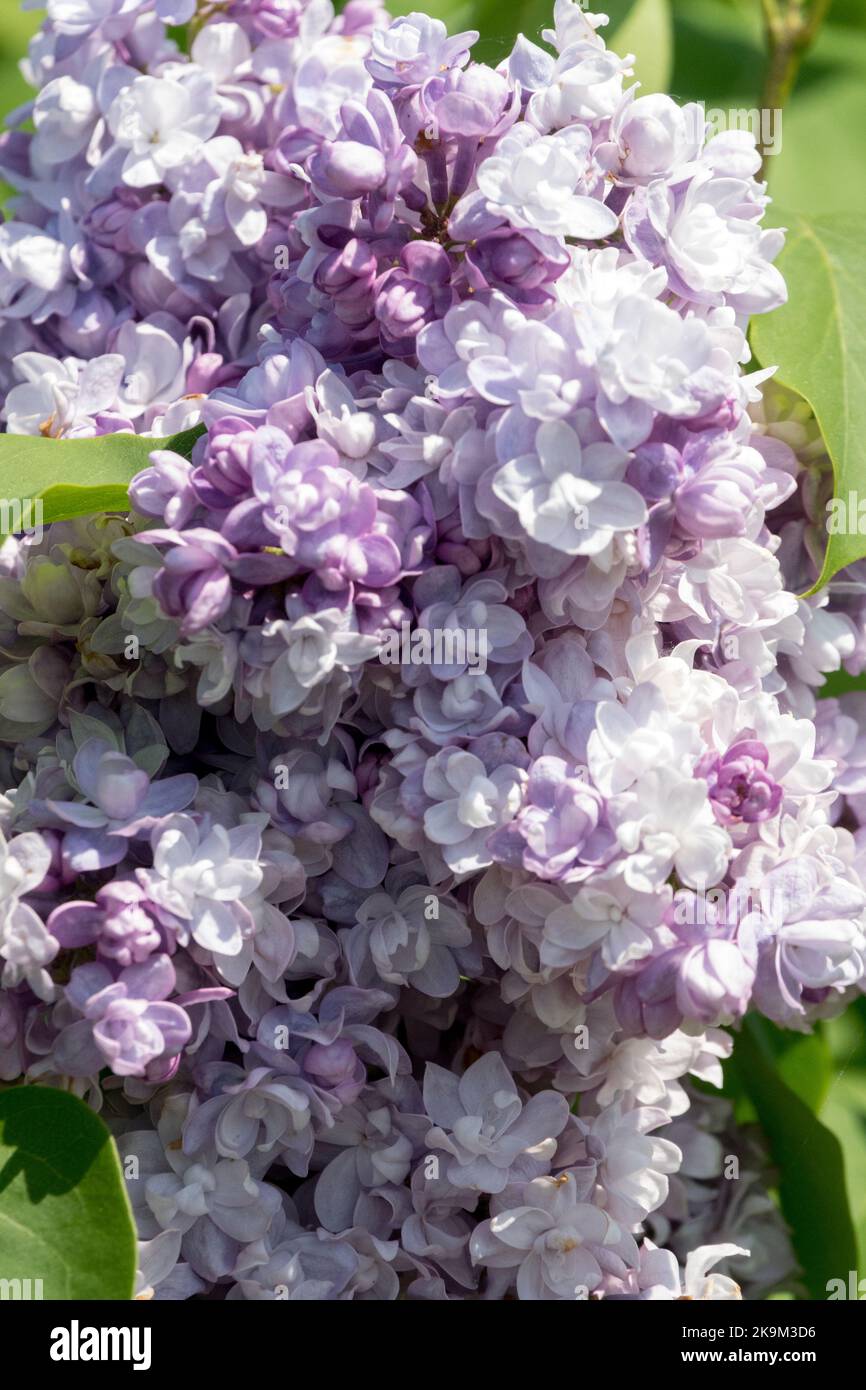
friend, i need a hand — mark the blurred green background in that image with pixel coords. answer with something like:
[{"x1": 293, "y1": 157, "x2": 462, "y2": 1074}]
[{"x1": 1, "y1": 5, "x2": 39, "y2": 117}]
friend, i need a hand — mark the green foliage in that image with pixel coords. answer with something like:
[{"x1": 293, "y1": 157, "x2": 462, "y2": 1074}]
[
  {"x1": 727, "y1": 1019, "x2": 858, "y2": 1299},
  {"x1": 0, "y1": 8, "x2": 41, "y2": 211},
  {"x1": 0, "y1": 1086, "x2": 137, "y2": 1300},
  {"x1": 823, "y1": 1003, "x2": 866, "y2": 1274},
  {"x1": 608, "y1": 0, "x2": 673, "y2": 94},
  {"x1": 0, "y1": 426, "x2": 204, "y2": 534},
  {"x1": 751, "y1": 211, "x2": 866, "y2": 592},
  {"x1": 0, "y1": 8, "x2": 39, "y2": 117},
  {"x1": 769, "y1": 24, "x2": 866, "y2": 220}
]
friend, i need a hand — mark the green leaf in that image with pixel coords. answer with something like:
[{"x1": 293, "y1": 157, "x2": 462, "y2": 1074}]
[
  {"x1": 751, "y1": 212, "x2": 866, "y2": 593},
  {"x1": 0, "y1": 425, "x2": 204, "y2": 534},
  {"x1": 746, "y1": 1016, "x2": 833, "y2": 1112},
  {"x1": 609, "y1": 0, "x2": 673, "y2": 94},
  {"x1": 822, "y1": 1074, "x2": 866, "y2": 1273},
  {"x1": 823, "y1": 1006, "x2": 866, "y2": 1271},
  {"x1": 728, "y1": 1019, "x2": 857, "y2": 1298},
  {"x1": 0, "y1": 1086, "x2": 137, "y2": 1300},
  {"x1": 818, "y1": 669, "x2": 866, "y2": 699}
]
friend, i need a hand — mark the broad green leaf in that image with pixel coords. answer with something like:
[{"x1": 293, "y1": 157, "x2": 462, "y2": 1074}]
[
  {"x1": 716, "y1": 1017, "x2": 830, "y2": 1124},
  {"x1": 728, "y1": 1019, "x2": 857, "y2": 1298},
  {"x1": 746, "y1": 1016, "x2": 833, "y2": 1112},
  {"x1": 0, "y1": 425, "x2": 204, "y2": 534},
  {"x1": 822, "y1": 1075, "x2": 866, "y2": 1273},
  {"x1": 824, "y1": 1006, "x2": 866, "y2": 1270},
  {"x1": 751, "y1": 212, "x2": 866, "y2": 594},
  {"x1": 0, "y1": 1086, "x2": 137, "y2": 1300},
  {"x1": 818, "y1": 669, "x2": 866, "y2": 699},
  {"x1": 609, "y1": 0, "x2": 673, "y2": 94}
]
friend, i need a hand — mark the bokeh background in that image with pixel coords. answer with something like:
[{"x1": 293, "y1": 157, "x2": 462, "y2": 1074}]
[{"x1": 2, "y1": 0, "x2": 866, "y2": 1295}]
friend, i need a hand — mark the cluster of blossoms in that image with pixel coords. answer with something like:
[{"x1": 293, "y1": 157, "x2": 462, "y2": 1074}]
[{"x1": 0, "y1": 0, "x2": 863, "y2": 1300}]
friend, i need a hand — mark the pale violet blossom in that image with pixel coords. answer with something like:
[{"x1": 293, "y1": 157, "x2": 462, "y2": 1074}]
[
  {"x1": 424, "y1": 1051, "x2": 569, "y2": 1192},
  {"x1": 108, "y1": 69, "x2": 222, "y2": 188},
  {"x1": 476, "y1": 123, "x2": 619, "y2": 242},
  {"x1": 422, "y1": 748, "x2": 526, "y2": 876},
  {"x1": 140, "y1": 814, "x2": 265, "y2": 957},
  {"x1": 470, "y1": 1170, "x2": 631, "y2": 1300},
  {"x1": 367, "y1": 14, "x2": 478, "y2": 86},
  {"x1": 3, "y1": 351, "x2": 125, "y2": 436},
  {"x1": 0, "y1": 222, "x2": 76, "y2": 324},
  {"x1": 490, "y1": 415, "x2": 646, "y2": 557},
  {"x1": 592, "y1": 295, "x2": 737, "y2": 450},
  {"x1": 608, "y1": 765, "x2": 732, "y2": 891}
]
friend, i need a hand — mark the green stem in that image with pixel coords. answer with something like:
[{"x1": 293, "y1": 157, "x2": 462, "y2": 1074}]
[{"x1": 758, "y1": 0, "x2": 834, "y2": 172}]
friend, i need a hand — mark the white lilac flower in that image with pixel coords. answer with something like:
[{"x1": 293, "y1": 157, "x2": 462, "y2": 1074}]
[
  {"x1": 607, "y1": 764, "x2": 732, "y2": 891},
  {"x1": 45, "y1": 0, "x2": 195, "y2": 39},
  {"x1": 637, "y1": 1240, "x2": 749, "y2": 1299},
  {"x1": 592, "y1": 294, "x2": 737, "y2": 450},
  {"x1": 181, "y1": 1062, "x2": 314, "y2": 1169},
  {"x1": 30, "y1": 74, "x2": 102, "y2": 167},
  {"x1": 291, "y1": 33, "x2": 373, "y2": 143},
  {"x1": 0, "y1": 902, "x2": 59, "y2": 1002},
  {"x1": 367, "y1": 14, "x2": 478, "y2": 86},
  {"x1": 543, "y1": 875, "x2": 666, "y2": 971},
  {"x1": 633, "y1": 174, "x2": 787, "y2": 314},
  {"x1": 577, "y1": 1101, "x2": 681, "y2": 1225},
  {"x1": 146, "y1": 1156, "x2": 283, "y2": 1280},
  {"x1": 111, "y1": 316, "x2": 191, "y2": 422},
  {"x1": 741, "y1": 853, "x2": 866, "y2": 1023},
  {"x1": 489, "y1": 415, "x2": 646, "y2": 557},
  {"x1": 3, "y1": 351, "x2": 125, "y2": 437},
  {"x1": 190, "y1": 137, "x2": 302, "y2": 248},
  {"x1": 108, "y1": 69, "x2": 222, "y2": 188},
  {"x1": 597, "y1": 92, "x2": 705, "y2": 184},
  {"x1": 255, "y1": 608, "x2": 382, "y2": 720},
  {"x1": 0, "y1": 223, "x2": 76, "y2": 324},
  {"x1": 140, "y1": 814, "x2": 265, "y2": 956},
  {"x1": 422, "y1": 747, "x2": 526, "y2": 877},
  {"x1": 475, "y1": 124, "x2": 619, "y2": 241},
  {"x1": 523, "y1": 26, "x2": 631, "y2": 129}
]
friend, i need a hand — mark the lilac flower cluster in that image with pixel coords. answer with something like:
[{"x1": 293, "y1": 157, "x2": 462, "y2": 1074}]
[{"x1": 0, "y1": 0, "x2": 863, "y2": 1300}]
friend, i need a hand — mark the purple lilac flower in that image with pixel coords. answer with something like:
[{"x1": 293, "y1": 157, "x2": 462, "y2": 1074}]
[{"x1": 45, "y1": 740, "x2": 198, "y2": 871}]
